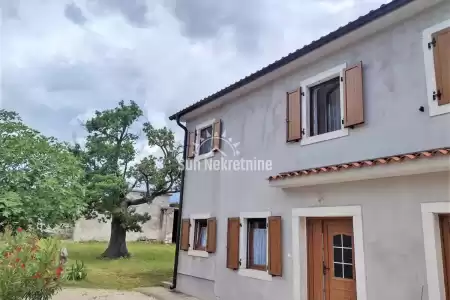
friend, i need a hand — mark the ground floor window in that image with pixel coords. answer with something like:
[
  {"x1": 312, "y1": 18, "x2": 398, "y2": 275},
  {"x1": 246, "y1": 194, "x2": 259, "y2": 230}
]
[
  {"x1": 247, "y1": 218, "x2": 267, "y2": 271},
  {"x1": 194, "y1": 219, "x2": 208, "y2": 251}
]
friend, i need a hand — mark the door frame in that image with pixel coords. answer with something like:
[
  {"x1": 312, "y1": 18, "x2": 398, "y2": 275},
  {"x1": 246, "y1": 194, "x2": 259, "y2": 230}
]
[
  {"x1": 421, "y1": 202, "x2": 450, "y2": 300},
  {"x1": 292, "y1": 206, "x2": 367, "y2": 300}
]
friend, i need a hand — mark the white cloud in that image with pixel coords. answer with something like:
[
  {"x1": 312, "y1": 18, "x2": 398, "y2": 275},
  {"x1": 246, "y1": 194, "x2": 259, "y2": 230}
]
[{"x1": 2, "y1": 0, "x2": 391, "y2": 149}]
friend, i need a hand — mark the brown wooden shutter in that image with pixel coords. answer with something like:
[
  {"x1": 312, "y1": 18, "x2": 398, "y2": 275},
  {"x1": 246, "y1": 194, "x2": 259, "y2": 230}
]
[
  {"x1": 227, "y1": 217, "x2": 240, "y2": 270},
  {"x1": 206, "y1": 217, "x2": 217, "y2": 253},
  {"x1": 187, "y1": 131, "x2": 196, "y2": 159},
  {"x1": 433, "y1": 27, "x2": 450, "y2": 106},
  {"x1": 213, "y1": 120, "x2": 222, "y2": 151},
  {"x1": 344, "y1": 62, "x2": 364, "y2": 127},
  {"x1": 268, "y1": 216, "x2": 282, "y2": 276},
  {"x1": 180, "y1": 219, "x2": 190, "y2": 251},
  {"x1": 286, "y1": 88, "x2": 302, "y2": 142}
]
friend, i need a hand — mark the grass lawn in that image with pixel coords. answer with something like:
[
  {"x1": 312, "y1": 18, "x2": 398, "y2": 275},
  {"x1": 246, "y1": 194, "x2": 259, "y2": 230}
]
[{"x1": 62, "y1": 242, "x2": 175, "y2": 290}]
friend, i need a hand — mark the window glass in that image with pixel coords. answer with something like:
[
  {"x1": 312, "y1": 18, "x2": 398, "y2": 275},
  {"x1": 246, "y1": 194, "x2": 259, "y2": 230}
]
[
  {"x1": 309, "y1": 77, "x2": 341, "y2": 136},
  {"x1": 194, "y1": 219, "x2": 208, "y2": 250},
  {"x1": 333, "y1": 234, "x2": 354, "y2": 279},
  {"x1": 199, "y1": 126, "x2": 213, "y2": 155},
  {"x1": 247, "y1": 218, "x2": 267, "y2": 270}
]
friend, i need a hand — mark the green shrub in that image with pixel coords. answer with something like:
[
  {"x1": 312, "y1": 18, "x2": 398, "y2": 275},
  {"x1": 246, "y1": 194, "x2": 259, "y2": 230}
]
[
  {"x1": 0, "y1": 228, "x2": 64, "y2": 300},
  {"x1": 66, "y1": 260, "x2": 87, "y2": 281}
]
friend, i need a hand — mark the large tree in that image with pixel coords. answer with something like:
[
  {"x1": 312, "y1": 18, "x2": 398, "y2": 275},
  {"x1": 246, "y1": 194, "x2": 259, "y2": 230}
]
[
  {"x1": 0, "y1": 110, "x2": 85, "y2": 231},
  {"x1": 78, "y1": 101, "x2": 181, "y2": 258}
]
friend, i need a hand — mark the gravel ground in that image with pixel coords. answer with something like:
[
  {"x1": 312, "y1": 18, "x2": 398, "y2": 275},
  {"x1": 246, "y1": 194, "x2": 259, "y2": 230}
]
[{"x1": 53, "y1": 288, "x2": 156, "y2": 300}]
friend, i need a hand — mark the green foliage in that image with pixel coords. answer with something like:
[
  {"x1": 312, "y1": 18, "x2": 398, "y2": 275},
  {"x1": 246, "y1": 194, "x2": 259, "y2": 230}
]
[
  {"x1": 0, "y1": 228, "x2": 64, "y2": 300},
  {"x1": 0, "y1": 110, "x2": 85, "y2": 230},
  {"x1": 74, "y1": 100, "x2": 182, "y2": 257},
  {"x1": 65, "y1": 260, "x2": 87, "y2": 281}
]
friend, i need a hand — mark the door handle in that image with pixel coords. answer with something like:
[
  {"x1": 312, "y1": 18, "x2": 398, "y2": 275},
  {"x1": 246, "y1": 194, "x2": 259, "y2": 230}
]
[{"x1": 323, "y1": 262, "x2": 330, "y2": 275}]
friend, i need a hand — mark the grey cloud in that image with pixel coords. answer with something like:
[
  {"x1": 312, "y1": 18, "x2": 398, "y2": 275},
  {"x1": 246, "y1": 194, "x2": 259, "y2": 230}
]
[
  {"x1": 1, "y1": 0, "x2": 20, "y2": 19},
  {"x1": 64, "y1": 2, "x2": 87, "y2": 25},
  {"x1": 2, "y1": 0, "x2": 390, "y2": 144},
  {"x1": 87, "y1": 0, "x2": 150, "y2": 27},
  {"x1": 41, "y1": 60, "x2": 95, "y2": 92},
  {"x1": 166, "y1": 0, "x2": 264, "y2": 52}
]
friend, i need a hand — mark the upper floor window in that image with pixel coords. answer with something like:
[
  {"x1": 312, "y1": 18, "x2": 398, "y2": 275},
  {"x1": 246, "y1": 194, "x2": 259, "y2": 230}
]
[
  {"x1": 286, "y1": 62, "x2": 364, "y2": 145},
  {"x1": 423, "y1": 19, "x2": 450, "y2": 117},
  {"x1": 299, "y1": 64, "x2": 349, "y2": 146},
  {"x1": 309, "y1": 77, "x2": 341, "y2": 137},
  {"x1": 199, "y1": 126, "x2": 213, "y2": 155},
  {"x1": 186, "y1": 119, "x2": 222, "y2": 161}
]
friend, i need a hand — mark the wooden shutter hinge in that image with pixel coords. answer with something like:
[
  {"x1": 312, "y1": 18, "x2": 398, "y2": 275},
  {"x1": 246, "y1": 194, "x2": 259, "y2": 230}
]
[
  {"x1": 433, "y1": 90, "x2": 442, "y2": 101},
  {"x1": 239, "y1": 259, "x2": 242, "y2": 266},
  {"x1": 428, "y1": 37, "x2": 437, "y2": 50},
  {"x1": 340, "y1": 76, "x2": 344, "y2": 82}
]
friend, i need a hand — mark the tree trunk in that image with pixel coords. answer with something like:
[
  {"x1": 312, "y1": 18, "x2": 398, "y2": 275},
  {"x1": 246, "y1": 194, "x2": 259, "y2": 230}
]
[{"x1": 101, "y1": 216, "x2": 130, "y2": 258}]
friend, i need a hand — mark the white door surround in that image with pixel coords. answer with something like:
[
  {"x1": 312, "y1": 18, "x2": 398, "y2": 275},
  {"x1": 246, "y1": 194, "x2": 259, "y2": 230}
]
[
  {"x1": 421, "y1": 202, "x2": 450, "y2": 300},
  {"x1": 291, "y1": 206, "x2": 367, "y2": 300}
]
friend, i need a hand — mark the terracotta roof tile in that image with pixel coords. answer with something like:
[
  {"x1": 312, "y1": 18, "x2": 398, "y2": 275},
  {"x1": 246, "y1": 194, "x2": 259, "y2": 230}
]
[{"x1": 268, "y1": 148, "x2": 450, "y2": 182}]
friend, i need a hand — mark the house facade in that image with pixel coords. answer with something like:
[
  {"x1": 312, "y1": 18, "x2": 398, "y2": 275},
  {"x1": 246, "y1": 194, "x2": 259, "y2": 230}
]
[{"x1": 170, "y1": 0, "x2": 450, "y2": 300}]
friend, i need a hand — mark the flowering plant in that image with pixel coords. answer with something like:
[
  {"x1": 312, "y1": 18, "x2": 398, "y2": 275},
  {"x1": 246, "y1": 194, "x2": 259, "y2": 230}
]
[{"x1": 0, "y1": 228, "x2": 64, "y2": 300}]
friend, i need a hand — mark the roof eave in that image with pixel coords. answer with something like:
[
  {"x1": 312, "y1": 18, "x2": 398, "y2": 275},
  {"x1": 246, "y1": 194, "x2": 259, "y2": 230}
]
[{"x1": 169, "y1": 0, "x2": 441, "y2": 122}]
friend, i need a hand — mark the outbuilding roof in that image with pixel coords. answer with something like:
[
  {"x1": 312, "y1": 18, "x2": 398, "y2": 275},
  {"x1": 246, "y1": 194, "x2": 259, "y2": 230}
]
[{"x1": 169, "y1": 0, "x2": 416, "y2": 120}]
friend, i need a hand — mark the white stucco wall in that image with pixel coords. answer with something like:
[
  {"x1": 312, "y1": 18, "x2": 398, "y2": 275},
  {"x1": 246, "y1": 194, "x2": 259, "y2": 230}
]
[{"x1": 73, "y1": 193, "x2": 175, "y2": 242}]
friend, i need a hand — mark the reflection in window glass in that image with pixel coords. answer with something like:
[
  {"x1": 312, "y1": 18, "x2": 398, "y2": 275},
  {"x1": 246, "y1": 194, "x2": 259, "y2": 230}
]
[
  {"x1": 199, "y1": 126, "x2": 213, "y2": 155},
  {"x1": 194, "y1": 219, "x2": 208, "y2": 250},
  {"x1": 309, "y1": 77, "x2": 341, "y2": 137},
  {"x1": 333, "y1": 234, "x2": 354, "y2": 279}
]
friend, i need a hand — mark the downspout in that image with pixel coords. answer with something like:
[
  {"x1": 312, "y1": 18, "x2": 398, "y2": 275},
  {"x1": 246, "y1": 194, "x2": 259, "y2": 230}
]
[{"x1": 170, "y1": 115, "x2": 188, "y2": 290}]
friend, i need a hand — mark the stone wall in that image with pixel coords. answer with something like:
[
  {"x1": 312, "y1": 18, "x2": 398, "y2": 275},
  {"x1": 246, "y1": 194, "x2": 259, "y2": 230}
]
[{"x1": 72, "y1": 193, "x2": 176, "y2": 243}]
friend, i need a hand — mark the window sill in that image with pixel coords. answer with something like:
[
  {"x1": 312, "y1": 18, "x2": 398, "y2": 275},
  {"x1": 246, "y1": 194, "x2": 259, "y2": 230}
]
[
  {"x1": 300, "y1": 128, "x2": 349, "y2": 146},
  {"x1": 429, "y1": 103, "x2": 450, "y2": 117},
  {"x1": 194, "y1": 151, "x2": 214, "y2": 162},
  {"x1": 238, "y1": 268, "x2": 272, "y2": 281},
  {"x1": 188, "y1": 250, "x2": 209, "y2": 258}
]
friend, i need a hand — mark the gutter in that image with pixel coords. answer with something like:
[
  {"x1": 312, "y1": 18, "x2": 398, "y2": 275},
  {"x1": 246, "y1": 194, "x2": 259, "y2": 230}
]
[{"x1": 170, "y1": 115, "x2": 188, "y2": 290}]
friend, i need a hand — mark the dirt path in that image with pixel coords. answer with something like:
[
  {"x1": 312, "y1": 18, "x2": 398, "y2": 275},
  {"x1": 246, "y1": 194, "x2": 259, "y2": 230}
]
[{"x1": 53, "y1": 288, "x2": 156, "y2": 300}]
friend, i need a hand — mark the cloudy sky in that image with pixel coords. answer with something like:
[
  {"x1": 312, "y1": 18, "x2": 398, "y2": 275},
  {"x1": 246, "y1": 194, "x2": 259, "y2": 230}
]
[{"x1": 1, "y1": 0, "x2": 390, "y2": 145}]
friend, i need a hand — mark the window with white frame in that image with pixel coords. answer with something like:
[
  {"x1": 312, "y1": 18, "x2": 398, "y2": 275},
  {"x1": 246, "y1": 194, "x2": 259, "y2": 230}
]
[
  {"x1": 186, "y1": 213, "x2": 215, "y2": 257},
  {"x1": 422, "y1": 19, "x2": 450, "y2": 117},
  {"x1": 193, "y1": 219, "x2": 208, "y2": 251},
  {"x1": 236, "y1": 212, "x2": 274, "y2": 281},
  {"x1": 247, "y1": 218, "x2": 268, "y2": 271},
  {"x1": 309, "y1": 77, "x2": 342, "y2": 137},
  {"x1": 300, "y1": 64, "x2": 348, "y2": 145},
  {"x1": 198, "y1": 126, "x2": 213, "y2": 155},
  {"x1": 195, "y1": 119, "x2": 215, "y2": 159}
]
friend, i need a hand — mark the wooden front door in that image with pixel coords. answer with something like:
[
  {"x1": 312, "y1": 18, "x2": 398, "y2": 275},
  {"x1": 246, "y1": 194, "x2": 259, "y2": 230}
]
[
  {"x1": 307, "y1": 218, "x2": 357, "y2": 300},
  {"x1": 440, "y1": 215, "x2": 450, "y2": 300}
]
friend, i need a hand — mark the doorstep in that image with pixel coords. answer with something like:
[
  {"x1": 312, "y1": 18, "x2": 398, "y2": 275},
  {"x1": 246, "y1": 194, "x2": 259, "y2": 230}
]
[{"x1": 135, "y1": 287, "x2": 199, "y2": 300}]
